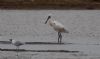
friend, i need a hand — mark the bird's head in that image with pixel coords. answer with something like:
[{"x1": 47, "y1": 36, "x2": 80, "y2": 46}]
[
  {"x1": 9, "y1": 39, "x2": 13, "y2": 42},
  {"x1": 45, "y1": 14, "x2": 52, "y2": 24}
]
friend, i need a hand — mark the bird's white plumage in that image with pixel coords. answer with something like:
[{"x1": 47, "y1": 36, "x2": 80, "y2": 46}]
[
  {"x1": 10, "y1": 39, "x2": 24, "y2": 46},
  {"x1": 45, "y1": 14, "x2": 69, "y2": 43},
  {"x1": 47, "y1": 18, "x2": 67, "y2": 33},
  {"x1": 53, "y1": 20, "x2": 64, "y2": 28},
  {"x1": 12, "y1": 39, "x2": 16, "y2": 44}
]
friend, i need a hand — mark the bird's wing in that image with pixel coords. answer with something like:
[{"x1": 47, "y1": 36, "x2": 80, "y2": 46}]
[
  {"x1": 53, "y1": 21, "x2": 64, "y2": 28},
  {"x1": 53, "y1": 21, "x2": 69, "y2": 33},
  {"x1": 15, "y1": 41, "x2": 25, "y2": 45}
]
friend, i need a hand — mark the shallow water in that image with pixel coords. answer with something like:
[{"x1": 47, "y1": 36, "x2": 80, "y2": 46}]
[{"x1": 0, "y1": 10, "x2": 100, "y2": 59}]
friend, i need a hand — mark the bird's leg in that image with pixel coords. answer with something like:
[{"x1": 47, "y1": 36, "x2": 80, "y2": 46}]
[
  {"x1": 16, "y1": 46, "x2": 19, "y2": 57},
  {"x1": 59, "y1": 33, "x2": 62, "y2": 44},
  {"x1": 16, "y1": 46, "x2": 20, "y2": 59},
  {"x1": 58, "y1": 32, "x2": 60, "y2": 43}
]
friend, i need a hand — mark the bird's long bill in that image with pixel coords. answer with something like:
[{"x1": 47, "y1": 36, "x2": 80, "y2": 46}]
[{"x1": 45, "y1": 16, "x2": 51, "y2": 24}]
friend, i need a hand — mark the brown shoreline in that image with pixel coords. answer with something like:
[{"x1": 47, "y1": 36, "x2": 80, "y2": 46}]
[{"x1": 0, "y1": 0, "x2": 100, "y2": 9}]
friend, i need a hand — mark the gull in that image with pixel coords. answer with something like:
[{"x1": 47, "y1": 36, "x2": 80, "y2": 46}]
[{"x1": 9, "y1": 39, "x2": 25, "y2": 56}]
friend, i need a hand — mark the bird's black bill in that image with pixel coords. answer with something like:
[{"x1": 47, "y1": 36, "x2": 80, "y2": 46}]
[{"x1": 45, "y1": 16, "x2": 51, "y2": 24}]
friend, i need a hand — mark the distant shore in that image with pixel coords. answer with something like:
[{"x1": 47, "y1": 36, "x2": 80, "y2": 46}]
[{"x1": 0, "y1": 0, "x2": 100, "y2": 9}]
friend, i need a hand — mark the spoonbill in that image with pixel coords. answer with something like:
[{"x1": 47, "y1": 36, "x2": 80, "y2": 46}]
[
  {"x1": 9, "y1": 39, "x2": 25, "y2": 56},
  {"x1": 45, "y1": 14, "x2": 69, "y2": 43}
]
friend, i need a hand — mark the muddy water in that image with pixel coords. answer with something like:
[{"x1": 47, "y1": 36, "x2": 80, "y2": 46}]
[{"x1": 0, "y1": 10, "x2": 100, "y2": 59}]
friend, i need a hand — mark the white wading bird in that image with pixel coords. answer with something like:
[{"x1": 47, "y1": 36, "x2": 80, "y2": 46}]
[
  {"x1": 45, "y1": 14, "x2": 69, "y2": 43},
  {"x1": 9, "y1": 39, "x2": 25, "y2": 56}
]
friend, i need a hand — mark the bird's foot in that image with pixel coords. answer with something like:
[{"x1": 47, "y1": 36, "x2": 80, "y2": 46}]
[{"x1": 58, "y1": 42, "x2": 62, "y2": 44}]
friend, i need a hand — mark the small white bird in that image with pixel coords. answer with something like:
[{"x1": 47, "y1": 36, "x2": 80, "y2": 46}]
[
  {"x1": 45, "y1": 14, "x2": 69, "y2": 43},
  {"x1": 9, "y1": 39, "x2": 25, "y2": 56}
]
